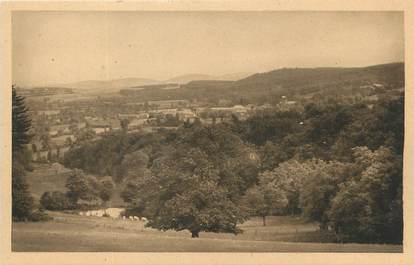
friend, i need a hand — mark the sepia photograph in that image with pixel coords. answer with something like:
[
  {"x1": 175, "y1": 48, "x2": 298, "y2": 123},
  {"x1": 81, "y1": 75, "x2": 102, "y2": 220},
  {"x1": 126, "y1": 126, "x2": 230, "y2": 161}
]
[{"x1": 6, "y1": 8, "x2": 406, "y2": 254}]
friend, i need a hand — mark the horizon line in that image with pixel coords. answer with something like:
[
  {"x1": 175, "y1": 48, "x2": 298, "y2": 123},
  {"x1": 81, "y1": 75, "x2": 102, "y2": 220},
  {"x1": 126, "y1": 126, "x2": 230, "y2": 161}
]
[{"x1": 16, "y1": 61, "x2": 404, "y2": 89}]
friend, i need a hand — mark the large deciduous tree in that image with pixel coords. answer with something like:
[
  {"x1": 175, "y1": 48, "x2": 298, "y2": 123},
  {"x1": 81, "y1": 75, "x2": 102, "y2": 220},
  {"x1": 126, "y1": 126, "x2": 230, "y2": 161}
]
[
  {"x1": 243, "y1": 183, "x2": 287, "y2": 226},
  {"x1": 256, "y1": 159, "x2": 316, "y2": 216},
  {"x1": 154, "y1": 147, "x2": 249, "y2": 237}
]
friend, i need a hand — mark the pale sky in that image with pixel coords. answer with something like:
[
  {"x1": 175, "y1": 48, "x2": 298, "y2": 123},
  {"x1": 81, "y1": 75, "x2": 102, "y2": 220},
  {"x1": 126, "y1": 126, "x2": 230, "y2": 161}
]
[{"x1": 12, "y1": 11, "x2": 404, "y2": 87}]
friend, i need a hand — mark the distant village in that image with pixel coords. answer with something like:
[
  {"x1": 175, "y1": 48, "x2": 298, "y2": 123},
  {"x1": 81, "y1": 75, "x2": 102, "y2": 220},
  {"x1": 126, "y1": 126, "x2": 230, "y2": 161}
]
[
  {"x1": 19, "y1": 81, "x2": 400, "y2": 163},
  {"x1": 23, "y1": 92, "x2": 303, "y2": 161}
]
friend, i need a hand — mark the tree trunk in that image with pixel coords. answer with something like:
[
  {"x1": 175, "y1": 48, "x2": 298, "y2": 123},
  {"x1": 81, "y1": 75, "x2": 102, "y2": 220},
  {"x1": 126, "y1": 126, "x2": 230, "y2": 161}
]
[
  {"x1": 191, "y1": 230, "x2": 200, "y2": 238},
  {"x1": 262, "y1": 215, "x2": 266, "y2": 226}
]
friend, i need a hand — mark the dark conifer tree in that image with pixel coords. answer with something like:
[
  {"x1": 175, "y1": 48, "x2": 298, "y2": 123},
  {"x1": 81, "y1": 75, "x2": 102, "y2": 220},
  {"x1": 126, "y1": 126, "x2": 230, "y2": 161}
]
[
  {"x1": 12, "y1": 85, "x2": 32, "y2": 153},
  {"x1": 12, "y1": 85, "x2": 34, "y2": 220},
  {"x1": 12, "y1": 162, "x2": 34, "y2": 220}
]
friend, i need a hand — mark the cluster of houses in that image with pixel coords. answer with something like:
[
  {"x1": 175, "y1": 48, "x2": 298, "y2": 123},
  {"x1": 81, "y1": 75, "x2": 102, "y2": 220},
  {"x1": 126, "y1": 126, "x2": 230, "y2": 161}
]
[
  {"x1": 32, "y1": 103, "x2": 275, "y2": 145},
  {"x1": 28, "y1": 95, "x2": 305, "y2": 163},
  {"x1": 149, "y1": 109, "x2": 196, "y2": 122},
  {"x1": 196, "y1": 105, "x2": 251, "y2": 122},
  {"x1": 103, "y1": 106, "x2": 251, "y2": 131},
  {"x1": 276, "y1": 96, "x2": 299, "y2": 112}
]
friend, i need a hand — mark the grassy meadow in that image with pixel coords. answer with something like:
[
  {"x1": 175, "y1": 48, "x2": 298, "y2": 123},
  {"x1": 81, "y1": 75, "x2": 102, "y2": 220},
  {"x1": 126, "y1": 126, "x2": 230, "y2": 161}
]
[
  {"x1": 19, "y1": 163, "x2": 403, "y2": 252},
  {"x1": 25, "y1": 163, "x2": 70, "y2": 202},
  {"x1": 12, "y1": 212, "x2": 402, "y2": 252}
]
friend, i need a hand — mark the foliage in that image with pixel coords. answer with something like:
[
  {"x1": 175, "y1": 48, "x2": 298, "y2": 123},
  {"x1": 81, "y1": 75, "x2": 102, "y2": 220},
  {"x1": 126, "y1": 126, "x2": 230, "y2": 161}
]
[
  {"x1": 12, "y1": 86, "x2": 32, "y2": 152},
  {"x1": 65, "y1": 169, "x2": 98, "y2": 204},
  {"x1": 151, "y1": 177, "x2": 248, "y2": 237},
  {"x1": 28, "y1": 209, "x2": 52, "y2": 222},
  {"x1": 75, "y1": 128, "x2": 96, "y2": 144},
  {"x1": 61, "y1": 93, "x2": 403, "y2": 242},
  {"x1": 174, "y1": 123, "x2": 260, "y2": 193},
  {"x1": 256, "y1": 159, "x2": 314, "y2": 216},
  {"x1": 242, "y1": 110, "x2": 303, "y2": 145},
  {"x1": 63, "y1": 131, "x2": 163, "y2": 181},
  {"x1": 121, "y1": 150, "x2": 149, "y2": 178},
  {"x1": 40, "y1": 191, "x2": 71, "y2": 211},
  {"x1": 299, "y1": 160, "x2": 350, "y2": 228},
  {"x1": 329, "y1": 146, "x2": 403, "y2": 243},
  {"x1": 330, "y1": 97, "x2": 404, "y2": 161},
  {"x1": 12, "y1": 162, "x2": 34, "y2": 221},
  {"x1": 120, "y1": 119, "x2": 130, "y2": 130},
  {"x1": 13, "y1": 148, "x2": 34, "y2": 171},
  {"x1": 120, "y1": 125, "x2": 257, "y2": 237},
  {"x1": 259, "y1": 141, "x2": 289, "y2": 171},
  {"x1": 98, "y1": 176, "x2": 115, "y2": 205},
  {"x1": 243, "y1": 183, "x2": 287, "y2": 226},
  {"x1": 12, "y1": 86, "x2": 34, "y2": 221}
]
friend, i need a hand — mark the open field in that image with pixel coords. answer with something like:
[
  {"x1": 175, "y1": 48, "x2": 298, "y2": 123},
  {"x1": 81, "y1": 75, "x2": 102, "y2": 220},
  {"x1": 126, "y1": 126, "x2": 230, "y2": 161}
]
[
  {"x1": 12, "y1": 212, "x2": 402, "y2": 252},
  {"x1": 25, "y1": 163, "x2": 71, "y2": 202}
]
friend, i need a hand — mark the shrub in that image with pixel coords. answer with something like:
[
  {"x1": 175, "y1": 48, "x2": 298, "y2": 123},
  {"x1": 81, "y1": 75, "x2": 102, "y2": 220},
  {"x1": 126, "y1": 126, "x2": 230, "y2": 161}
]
[
  {"x1": 29, "y1": 209, "x2": 52, "y2": 222},
  {"x1": 40, "y1": 191, "x2": 71, "y2": 211}
]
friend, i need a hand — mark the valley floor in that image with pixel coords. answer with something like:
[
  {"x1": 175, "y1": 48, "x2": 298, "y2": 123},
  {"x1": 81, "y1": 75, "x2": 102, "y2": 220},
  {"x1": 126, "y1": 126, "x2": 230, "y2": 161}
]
[{"x1": 12, "y1": 212, "x2": 402, "y2": 252}]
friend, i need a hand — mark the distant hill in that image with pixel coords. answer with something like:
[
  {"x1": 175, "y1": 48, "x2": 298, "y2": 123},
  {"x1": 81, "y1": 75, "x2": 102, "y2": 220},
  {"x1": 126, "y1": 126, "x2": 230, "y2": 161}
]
[
  {"x1": 217, "y1": 72, "x2": 253, "y2": 81},
  {"x1": 55, "y1": 78, "x2": 161, "y2": 90},
  {"x1": 24, "y1": 63, "x2": 403, "y2": 101},
  {"x1": 16, "y1": 87, "x2": 74, "y2": 97},
  {"x1": 120, "y1": 63, "x2": 404, "y2": 103},
  {"x1": 236, "y1": 63, "x2": 404, "y2": 91},
  {"x1": 130, "y1": 83, "x2": 180, "y2": 90},
  {"x1": 37, "y1": 72, "x2": 252, "y2": 91},
  {"x1": 165, "y1": 72, "x2": 253, "y2": 84},
  {"x1": 166, "y1": 74, "x2": 217, "y2": 84}
]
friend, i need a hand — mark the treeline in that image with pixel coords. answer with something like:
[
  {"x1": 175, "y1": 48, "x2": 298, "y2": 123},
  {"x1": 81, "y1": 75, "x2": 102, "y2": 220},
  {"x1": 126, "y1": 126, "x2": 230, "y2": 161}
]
[{"x1": 62, "y1": 95, "x2": 403, "y2": 242}]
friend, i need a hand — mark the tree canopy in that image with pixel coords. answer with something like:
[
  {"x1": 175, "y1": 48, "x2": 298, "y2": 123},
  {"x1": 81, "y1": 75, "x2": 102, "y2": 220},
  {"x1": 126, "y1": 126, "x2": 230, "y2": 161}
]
[{"x1": 62, "y1": 94, "x2": 403, "y2": 242}]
